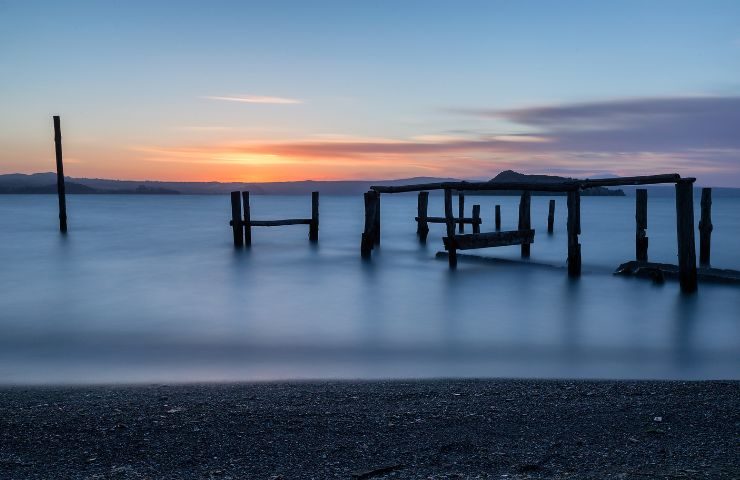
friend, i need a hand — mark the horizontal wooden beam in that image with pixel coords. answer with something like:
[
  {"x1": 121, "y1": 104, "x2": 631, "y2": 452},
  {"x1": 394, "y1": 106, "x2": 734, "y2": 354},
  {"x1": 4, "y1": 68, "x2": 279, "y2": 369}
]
[
  {"x1": 415, "y1": 216, "x2": 482, "y2": 225},
  {"x1": 230, "y1": 218, "x2": 312, "y2": 226},
  {"x1": 443, "y1": 229, "x2": 535, "y2": 251},
  {"x1": 580, "y1": 174, "x2": 683, "y2": 188}
]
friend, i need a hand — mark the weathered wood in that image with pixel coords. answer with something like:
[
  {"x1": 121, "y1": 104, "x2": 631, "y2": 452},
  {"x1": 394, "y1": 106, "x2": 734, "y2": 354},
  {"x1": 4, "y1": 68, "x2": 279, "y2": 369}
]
[
  {"x1": 444, "y1": 188, "x2": 457, "y2": 268},
  {"x1": 458, "y1": 193, "x2": 465, "y2": 233},
  {"x1": 547, "y1": 199, "x2": 555, "y2": 234},
  {"x1": 248, "y1": 219, "x2": 312, "y2": 226},
  {"x1": 616, "y1": 260, "x2": 740, "y2": 285},
  {"x1": 636, "y1": 189, "x2": 648, "y2": 262},
  {"x1": 230, "y1": 191, "x2": 243, "y2": 247},
  {"x1": 699, "y1": 188, "x2": 712, "y2": 266},
  {"x1": 417, "y1": 192, "x2": 429, "y2": 244},
  {"x1": 567, "y1": 190, "x2": 581, "y2": 276},
  {"x1": 361, "y1": 191, "x2": 378, "y2": 259},
  {"x1": 242, "y1": 191, "x2": 251, "y2": 246},
  {"x1": 414, "y1": 216, "x2": 482, "y2": 224},
  {"x1": 373, "y1": 192, "x2": 381, "y2": 245},
  {"x1": 580, "y1": 174, "x2": 682, "y2": 189},
  {"x1": 472, "y1": 204, "x2": 481, "y2": 234},
  {"x1": 518, "y1": 191, "x2": 531, "y2": 258},
  {"x1": 495, "y1": 205, "x2": 501, "y2": 231},
  {"x1": 443, "y1": 229, "x2": 535, "y2": 250},
  {"x1": 53, "y1": 116, "x2": 67, "y2": 233},
  {"x1": 675, "y1": 179, "x2": 698, "y2": 292},
  {"x1": 309, "y1": 191, "x2": 319, "y2": 242}
]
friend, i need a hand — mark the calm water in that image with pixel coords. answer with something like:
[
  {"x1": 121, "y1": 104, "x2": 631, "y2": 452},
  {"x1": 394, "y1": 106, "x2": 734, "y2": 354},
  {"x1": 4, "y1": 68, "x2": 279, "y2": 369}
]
[{"x1": 0, "y1": 194, "x2": 738, "y2": 384}]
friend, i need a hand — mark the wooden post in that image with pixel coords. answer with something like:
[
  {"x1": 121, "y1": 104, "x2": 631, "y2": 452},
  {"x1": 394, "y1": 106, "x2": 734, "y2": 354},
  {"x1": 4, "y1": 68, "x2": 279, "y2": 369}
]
[
  {"x1": 547, "y1": 199, "x2": 555, "y2": 234},
  {"x1": 635, "y1": 189, "x2": 648, "y2": 262},
  {"x1": 373, "y1": 192, "x2": 381, "y2": 245},
  {"x1": 699, "y1": 188, "x2": 712, "y2": 266},
  {"x1": 445, "y1": 188, "x2": 457, "y2": 268},
  {"x1": 230, "y1": 191, "x2": 243, "y2": 247},
  {"x1": 309, "y1": 191, "x2": 319, "y2": 242},
  {"x1": 458, "y1": 193, "x2": 465, "y2": 233},
  {"x1": 675, "y1": 179, "x2": 698, "y2": 293},
  {"x1": 417, "y1": 191, "x2": 429, "y2": 243},
  {"x1": 361, "y1": 191, "x2": 378, "y2": 259},
  {"x1": 495, "y1": 205, "x2": 501, "y2": 231},
  {"x1": 567, "y1": 190, "x2": 581, "y2": 276},
  {"x1": 53, "y1": 116, "x2": 67, "y2": 233},
  {"x1": 518, "y1": 191, "x2": 531, "y2": 257},
  {"x1": 472, "y1": 204, "x2": 481, "y2": 234},
  {"x1": 242, "y1": 191, "x2": 251, "y2": 246}
]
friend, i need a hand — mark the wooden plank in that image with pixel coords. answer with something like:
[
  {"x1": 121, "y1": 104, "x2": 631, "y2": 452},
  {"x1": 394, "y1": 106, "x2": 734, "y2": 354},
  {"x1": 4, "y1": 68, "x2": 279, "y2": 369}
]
[
  {"x1": 458, "y1": 193, "x2": 465, "y2": 233},
  {"x1": 495, "y1": 205, "x2": 501, "y2": 231},
  {"x1": 518, "y1": 191, "x2": 531, "y2": 257},
  {"x1": 53, "y1": 116, "x2": 67, "y2": 233},
  {"x1": 444, "y1": 188, "x2": 457, "y2": 268},
  {"x1": 414, "y1": 216, "x2": 482, "y2": 224},
  {"x1": 230, "y1": 191, "x2": 243, "y2": 247},
  {"x1": 417, "y1": 191, "x2": 429, "y2": 244},
  {"x1": 675, "y1": 179, "x2": 698, "y2": 292},
  {"x1": 636, "y1": 189, "x2": 648, "y2": 262},
  {"x1": 580, "y1": 174, "x2": 681, "y2": 188},
  {"x1": 443, "y1": 229, "x2": 535, "y2": 250},
  {"x1": 472, "y1": 204, "x2": 481, "y2": 234},
  {"x1": 547, "y1": 199, "x2": 555, "y2": 234},
  {"x1": 242, "y1": 191, "x2": 251, "y2": 246},
  {"x1": 309, "y1": 191, "x2": 319, "y2": 242},
  {"x1": 567, "y1": 190, "x2": 581, "y2": 276},
  {"x1": 249, "y1": 219, "x2": 313, "y2": 226},
  {"x1": 699, "y1": 188, "x2": 712, "y2": 266},
  {"x1": 361, "y1": 191, "x2": 378, "y2": 259}
]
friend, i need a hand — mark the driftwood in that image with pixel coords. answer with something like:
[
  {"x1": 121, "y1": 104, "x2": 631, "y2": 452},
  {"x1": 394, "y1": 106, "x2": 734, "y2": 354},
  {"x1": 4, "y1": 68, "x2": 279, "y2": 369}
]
[
  {"x1": 699, "y1": 188, "x2": 712, "y2": 266},
  {"x1": 635, "y1": 189, "x2": 648, "y2": 262},
  {"x1": 443, "y1": 229, "x2": 535, "y2": 251},
  {"x1": 53, "y1": 116, "x2": 67, "y2": 233},
  {"x1": 675, "y1": 180, "x2": 698, "y2": 292}
]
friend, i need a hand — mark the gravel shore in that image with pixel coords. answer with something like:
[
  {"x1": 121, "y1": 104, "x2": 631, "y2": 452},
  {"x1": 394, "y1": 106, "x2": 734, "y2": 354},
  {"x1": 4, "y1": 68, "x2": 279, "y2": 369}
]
[{"x1": 0, "y1": 379, "x2": 737, "y2": 479}]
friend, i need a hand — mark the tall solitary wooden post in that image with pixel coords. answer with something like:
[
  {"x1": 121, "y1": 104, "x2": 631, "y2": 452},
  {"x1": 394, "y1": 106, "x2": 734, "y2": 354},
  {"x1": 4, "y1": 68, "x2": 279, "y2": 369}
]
[
  {"x1": 53, "y1": 116, "x2": 67, "y2": 233},
  {"x1": 417, "y1": 191, "x2": 429, "y2": 243},
  {"x1": 636, "y1": 189, "x2": 648, "y2": 262},
  {"x1": 444, "y1": 188, "x2": 457, "y2": 268},
  {"x1": 361, "y1": 191, "x2": 378, "y2": 259},
  {"x1": 472, "y1": 204, "x2": 481, "y2": 234},
  {"x1": 567, "y1": 189, "x2": 581, "y2": 276},
  {"x1": 242, "y1": 191, "x2": 252, "y2": 246},
  {"x1": 230, "y1": 191, "x2": 243, "y2": 247},
  {"x1": 547, "y1": 199, "x2": 555, "y2": 234},
  {"x1": 518, "y1": 191, "x2": 531, "y2": 257},
  {"x1": 309, "y1": 191, "x2": 319, "y2": 242},
  {"x1": 458, "y1": 193, "x2": 465, "y2": 233},
  {"x1": 675, "y1": 179, "x2": 698, "y2": 293},
  {"x1": 698, "y1": 188, "x2": 712, "y2": 266},
  {"x1": 495, "y1": 205, "x2": 501, "y2": 231}
]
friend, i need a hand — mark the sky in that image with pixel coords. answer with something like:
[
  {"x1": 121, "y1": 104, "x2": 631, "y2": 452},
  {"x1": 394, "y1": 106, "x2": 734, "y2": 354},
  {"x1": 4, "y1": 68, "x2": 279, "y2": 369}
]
[{"x1": 1, "y1": 0, "x2": 739, "y2": 185}]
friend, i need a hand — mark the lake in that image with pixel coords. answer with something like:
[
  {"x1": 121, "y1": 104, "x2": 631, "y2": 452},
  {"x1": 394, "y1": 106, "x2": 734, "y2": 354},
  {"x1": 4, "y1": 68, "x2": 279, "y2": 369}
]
[{"x1": 0, "y1": 193, "x2": 738, "y2": 384}]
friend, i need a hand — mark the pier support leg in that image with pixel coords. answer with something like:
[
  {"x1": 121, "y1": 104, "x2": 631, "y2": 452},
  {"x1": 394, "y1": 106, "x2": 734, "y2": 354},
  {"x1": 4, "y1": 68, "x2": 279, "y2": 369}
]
[
  {"x1": 361, "y1": 191, "x2": 378, "y2": 259},
  {"x1": 53, "y1": 116, "x2": 67, "y2": 233},
  {"x1": 242, "y1": 191, "x2": 251, "y2": 247},
  {"x1": 309, "y1": 191, "x2": 319, "y2": 242},
  {"x1": 547, "y1": 199, "x2": 555, "y2": 234},
  {"x1": 445, "y1": 189, "x2": 457, "y2": 268},
  {"x1": 373, "y1": 193, "x2": 381, "y2": 245},
  {"x1": 675, "y1": 180, "x2": 698, "y2": 293},
  {"x1": 518, "y1": 191, "x2": 531, "y2": 258},
  {"x1": 472, "y1": 204, "x2": 481, "y2": 234},
  {"x1": 231, "y1": 191, "x2": 243, "y2": 247},
  {"x1": 567, "y1": 190, "x2": 581, "y2": 276},
  {"x1": 699, "y1": 188, "x2": 712, "y2": 266},
  {"x1": 636, "y1": 189, "x2": 648, "y2": 262},
  {"x1": 495, "y1": 205, "x2": 501, "y2": 231},
  {"x1": 458, "y1": 193, "x2": 465, "y2": 233},
  {"x1": 417, "y1": 191, "x2": 429, "y2": 243}
]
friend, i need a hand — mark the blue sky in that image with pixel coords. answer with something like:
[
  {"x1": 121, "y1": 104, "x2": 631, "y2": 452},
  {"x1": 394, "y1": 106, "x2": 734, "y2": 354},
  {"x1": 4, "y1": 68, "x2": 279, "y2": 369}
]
[{"x1": 1, "y1": 1, "x2": 739, "y2": 184}]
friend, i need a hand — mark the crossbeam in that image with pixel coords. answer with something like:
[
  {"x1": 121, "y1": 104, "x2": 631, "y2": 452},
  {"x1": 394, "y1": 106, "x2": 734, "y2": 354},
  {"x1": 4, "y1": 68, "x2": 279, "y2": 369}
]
[
  {"x1": 415, "y1": 216, "x2": 481, "y2": 225},
  {"x1": 443, "y1": 229, "x2": 535, "y2": 251}
]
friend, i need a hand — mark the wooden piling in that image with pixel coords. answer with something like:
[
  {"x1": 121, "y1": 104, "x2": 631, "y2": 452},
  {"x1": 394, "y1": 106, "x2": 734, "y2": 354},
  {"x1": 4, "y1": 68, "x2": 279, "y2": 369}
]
[
  {"x1": 373, "y1": 193, "x2": 381, "y2": 245},
  {"x1": 445, "y1": 189, "x2": 457, "y2": 268},
  {"x1": 417, "y1": 191, "x2": 430, "y2": 243},
  {"x1": 458, "y1": 193, "x2": 465, "y2": 233},
  {"x1": 495, "y1": 205, "x2": 501, "y2": 231},
  {"x1": 636, "y1": 189, "x2": 648, "y2": 262},
  {"x1": 309, "y1": 191, "x2": 319, "y2": 242},
  {"x1": 675, "y1": 179, "x2": 697, "y2": 293},
  {"x1": 242, "y1": 191, "x2": 251, "y2": 246},
  {"x1": 361, "y1": 191, "x2": 378, "y2": 259},
  {"x1": 567, "y1": 190, "x2": 581, "y2": 276},
  {"x1": 53, "y1": 116, "x2": 67, "y2": 233},
  {"x1": 547, "y1": 199, "x2": 555, "y2": 234},
  {"x1": 699, "y1": 188, "x2": 712, "y2": 266},
  {"x1": 472, "y1": 204, "x2": 481, "y2": 234},
  {"x1": 518, "y1": 191, "x2": 531, "y2": 258},
  {"x1": 230, "y1": 191, "x2": 243, "y2": 247}
]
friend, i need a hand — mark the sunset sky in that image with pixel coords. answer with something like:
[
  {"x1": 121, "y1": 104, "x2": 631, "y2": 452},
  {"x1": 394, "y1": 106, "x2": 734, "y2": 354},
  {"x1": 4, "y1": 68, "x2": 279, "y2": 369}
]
[{"x1": 1, "y1": 1, "x2": 739, "y2": 185}]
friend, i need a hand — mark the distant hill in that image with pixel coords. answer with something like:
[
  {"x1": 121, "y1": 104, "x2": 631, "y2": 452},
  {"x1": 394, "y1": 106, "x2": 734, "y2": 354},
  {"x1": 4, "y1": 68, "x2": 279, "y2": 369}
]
[{"x1": 479, "y1": 170, "x2": 625, "y2": 196}]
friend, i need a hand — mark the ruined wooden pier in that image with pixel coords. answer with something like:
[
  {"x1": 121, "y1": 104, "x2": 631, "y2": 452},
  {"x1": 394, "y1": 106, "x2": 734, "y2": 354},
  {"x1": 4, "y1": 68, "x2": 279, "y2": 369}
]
[{"x1": 230, "y1": 191, "x2": 319, "y2": 247}]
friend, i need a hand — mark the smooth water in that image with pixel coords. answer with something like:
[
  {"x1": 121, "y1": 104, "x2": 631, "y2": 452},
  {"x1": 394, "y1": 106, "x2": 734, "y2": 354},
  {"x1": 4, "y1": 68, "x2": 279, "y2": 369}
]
[{"x1": 0, "y1": 194, "x2": 738, "y2": 384}]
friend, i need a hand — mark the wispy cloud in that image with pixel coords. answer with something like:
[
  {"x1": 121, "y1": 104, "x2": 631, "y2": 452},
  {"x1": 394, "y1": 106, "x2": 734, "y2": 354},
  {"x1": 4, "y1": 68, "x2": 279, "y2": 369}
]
[{"x1": 203, "y1": 95, "x2": 303, "y2": 105}]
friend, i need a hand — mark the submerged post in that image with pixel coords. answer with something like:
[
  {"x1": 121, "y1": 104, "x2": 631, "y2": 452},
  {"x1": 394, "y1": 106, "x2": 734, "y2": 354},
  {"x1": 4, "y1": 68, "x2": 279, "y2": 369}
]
[
  {"x1": 361, "y1": 191, "x2": 378, "y2": 259},
  {"x1": 636, "y1": 189, "x2": 648, "y2": 262},
  {"x1": 458, "y1": 193, "x2": 465, "y2": 233},
  {"x1": 417, "y1": 191, "x2": 429, "y2": 243},
  {"x1": 547, "y1": 199, "x2": 555, "y2": 234},
  {"x1": 567, "y1": 190, "x2": 581, "y2": 276},
  {"x1": 495, "y1": 205, "x2": 501, "y2": 231},
  {"x1": 675, "y1": 179, "x2": 698, "y2": 293},
  {"x1": 53, "y1": 116, "x2": 67, "y2": 233},
  {"x1": 230, "y1": 191, "x2": 243, "y2": 247},
  {"x1": 518, "y1": 191, "x2": 531, "y2": 258},
  {"x1": 699, "y1": 188, "x2": 712, "y2": 266},
  {"x1": 309, "y1": 191, "x2": 319, "y2": 242},
  {"x1": 445, "y1": 188, "x2": 457, "y2": 268},
  {"x1": 472, "y1": 204, "x2": 481, "y2": 234},
  {"x1": 242, "y1": 191, "x2": 251, "y2": 246}
]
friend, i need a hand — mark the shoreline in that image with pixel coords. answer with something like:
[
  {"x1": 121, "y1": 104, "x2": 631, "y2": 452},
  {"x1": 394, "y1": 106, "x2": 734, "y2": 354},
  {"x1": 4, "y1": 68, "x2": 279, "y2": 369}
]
[{"x1": 1, "y1": 379, "x2": 738, "y2": 479}]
